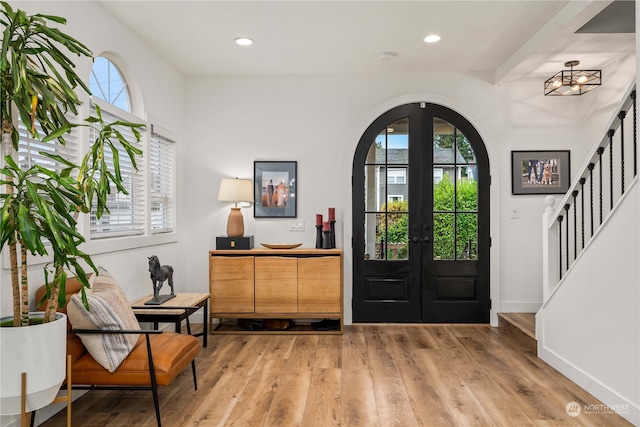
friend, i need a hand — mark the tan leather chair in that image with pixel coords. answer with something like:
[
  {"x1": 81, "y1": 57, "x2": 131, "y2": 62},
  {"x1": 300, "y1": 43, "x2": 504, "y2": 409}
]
[{"x1": 35, "y1": 277, "x2": 200, "y2": 427}]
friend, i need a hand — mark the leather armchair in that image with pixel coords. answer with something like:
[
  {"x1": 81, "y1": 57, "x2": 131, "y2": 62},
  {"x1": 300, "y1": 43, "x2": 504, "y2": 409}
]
[{"x1": 35, "y1": 277, "x2": 200, "y2": 427}]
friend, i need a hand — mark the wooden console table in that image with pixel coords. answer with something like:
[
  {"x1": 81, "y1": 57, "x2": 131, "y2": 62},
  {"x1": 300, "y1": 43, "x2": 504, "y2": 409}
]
[
  {"x1": 209, "y1": 248, "x2": 343, "y2": 334},
  {"x1": 131, "y1": 292, "x2": 210, "y2": 347}
]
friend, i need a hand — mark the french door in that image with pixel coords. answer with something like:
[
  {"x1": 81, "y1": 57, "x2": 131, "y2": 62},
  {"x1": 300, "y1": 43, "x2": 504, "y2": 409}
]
[{"x1": 352, "y1": 103, "x2": 490, "y2": 323}]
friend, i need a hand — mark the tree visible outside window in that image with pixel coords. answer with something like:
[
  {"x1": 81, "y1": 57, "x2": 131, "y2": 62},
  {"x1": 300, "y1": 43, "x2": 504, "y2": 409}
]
[{"x1": 433, "y1": 172, "x2": 478, "y2": 260}]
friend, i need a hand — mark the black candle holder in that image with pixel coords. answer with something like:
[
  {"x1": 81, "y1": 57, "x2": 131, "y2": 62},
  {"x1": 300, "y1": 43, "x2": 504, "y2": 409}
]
[
  {"x1": 329, "y1": 220, "x2": 336, "y2": 248},
  {"x1": 322, "y1": 230, "x2": 332, "y2": 249},
  {"x1": 315, "y1": 224, "x2": 323, "y2": 249}
]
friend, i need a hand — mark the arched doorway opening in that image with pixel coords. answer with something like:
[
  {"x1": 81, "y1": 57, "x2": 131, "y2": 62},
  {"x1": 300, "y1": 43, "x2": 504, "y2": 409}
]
[{"x1": 352, "y1": 103, "x2": 490, "y2": 323}]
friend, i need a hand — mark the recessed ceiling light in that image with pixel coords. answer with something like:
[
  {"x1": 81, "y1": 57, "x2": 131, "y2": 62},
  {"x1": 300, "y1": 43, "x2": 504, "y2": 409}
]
[
  {"x1": 424, "y1": 34, "x2": 441, "y2": 43},
  {"x1": 234, "y1": 37, "x2": 254, "y2": 46}
]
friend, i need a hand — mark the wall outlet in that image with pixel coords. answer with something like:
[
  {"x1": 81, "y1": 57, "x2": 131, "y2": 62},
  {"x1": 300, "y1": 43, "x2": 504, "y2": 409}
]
[{"x1": 290, "y1": 220, "x2": 305, "y2": 231}]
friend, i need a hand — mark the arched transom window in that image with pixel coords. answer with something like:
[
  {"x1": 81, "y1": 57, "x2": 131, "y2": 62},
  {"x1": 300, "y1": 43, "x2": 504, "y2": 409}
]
[{"x1": 90, "y1": 57, "x2": 131, "y2": 112}]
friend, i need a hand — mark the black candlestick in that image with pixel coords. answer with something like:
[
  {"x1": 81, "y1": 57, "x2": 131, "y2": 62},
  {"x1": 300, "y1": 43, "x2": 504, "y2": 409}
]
[
  {"x1": 315, "y1": 224, "x2": 323, "y2": 249},
  {"x1": 329, "y1": 220, "x2": 336, "y2": 248},
  {"x1": 322, "y1": 230, "x2": 332, "y2": 249}
]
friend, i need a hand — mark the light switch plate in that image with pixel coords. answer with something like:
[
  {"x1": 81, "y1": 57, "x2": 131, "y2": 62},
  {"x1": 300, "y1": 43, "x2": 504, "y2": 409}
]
[
  {"x1": 290, "y1": 220, "x2": 305, "y2": 231},
  {"x1": 511, "y1": 206, "x2": 520, "y2": 219}
]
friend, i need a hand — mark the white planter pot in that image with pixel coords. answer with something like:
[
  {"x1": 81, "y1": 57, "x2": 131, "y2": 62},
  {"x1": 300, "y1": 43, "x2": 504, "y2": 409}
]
[{"x1": 0, "y1": 312, "x2": 67, "y2": 415}]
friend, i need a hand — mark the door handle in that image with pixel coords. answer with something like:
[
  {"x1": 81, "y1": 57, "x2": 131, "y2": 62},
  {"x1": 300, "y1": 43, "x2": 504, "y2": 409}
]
[
  {"x1": 423, "y1": 236, "x2": 431, "y2": 243},
  {"x1": 412, "y1": 237, "x2": 420, "y2": 243}
]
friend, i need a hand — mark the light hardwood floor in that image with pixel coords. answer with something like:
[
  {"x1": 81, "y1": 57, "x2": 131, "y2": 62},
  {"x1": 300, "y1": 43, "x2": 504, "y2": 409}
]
[{"x1": 40, "y1": 324, "x2": 632, "y2": 426}]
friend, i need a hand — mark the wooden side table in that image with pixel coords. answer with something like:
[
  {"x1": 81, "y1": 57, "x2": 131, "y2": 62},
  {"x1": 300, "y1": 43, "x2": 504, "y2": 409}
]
[{"x1": 131, "y1": 292, "x2": 210, "y2": 347}]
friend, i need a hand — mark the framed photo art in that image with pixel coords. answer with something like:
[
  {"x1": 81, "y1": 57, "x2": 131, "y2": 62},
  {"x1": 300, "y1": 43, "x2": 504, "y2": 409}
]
[
  {"x1": 254, "y1": 161, "x2": 297, "y2": 218},
  {"x1": 511, "y1": 150, "x2": 570, "y2": 195}
]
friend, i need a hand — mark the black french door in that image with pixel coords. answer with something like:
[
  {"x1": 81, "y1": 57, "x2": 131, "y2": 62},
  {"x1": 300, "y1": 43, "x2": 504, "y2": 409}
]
[{"x1": 352, "y1": 103, "x2": 490, "y2": 323}]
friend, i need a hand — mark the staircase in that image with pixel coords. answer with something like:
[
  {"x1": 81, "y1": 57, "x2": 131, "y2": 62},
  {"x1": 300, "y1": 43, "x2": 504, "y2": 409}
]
[
  {"x1": 497, "y1": 312, "x2": 536, "y2": 354},
  {"x1": 535, "y1": 84, "x2": 639, "y2": 425}
]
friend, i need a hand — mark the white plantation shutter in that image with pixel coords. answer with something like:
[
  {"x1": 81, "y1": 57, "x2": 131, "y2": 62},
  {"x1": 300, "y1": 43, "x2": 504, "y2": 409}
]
[
  {"x1": 18, "y1": 117, "x2": 79, "y2": 173},
  {"x1": 89, "y1": 103, "x2": 145, "y2": 238},
  {"x1": 149, "y1": 127, "x2": 175, "y2": 233}
]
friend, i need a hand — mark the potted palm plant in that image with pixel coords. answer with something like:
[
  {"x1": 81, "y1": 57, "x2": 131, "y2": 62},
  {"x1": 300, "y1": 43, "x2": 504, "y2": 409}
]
[{"x1": 0, "y1": 2, "x2": 143, "y2": 415}]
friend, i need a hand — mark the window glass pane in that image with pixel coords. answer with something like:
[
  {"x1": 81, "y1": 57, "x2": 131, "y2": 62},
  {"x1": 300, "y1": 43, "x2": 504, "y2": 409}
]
[
  {"x1": 364, "y1": 213, "x2": 385, "y2": 260},
  {"x1": 383, "y1": 211, "x2": 408, "y2": 260},
  {"x1": 387, "y1": 166, "x2": 408, "y2": 209},
  {"x1": 369, "y1": 119, "x2": 408, "y2": 165},
  {"x1": 434, "y1": 118, "x2": 456, "y2": 164},
  {"x1": 385, "y1": 119, "x2": 408, "y2": 165},
  {"x1": 387, "y1": 168, "x2": 407, "y2": 184},
  {"x1": 89, "y1": 104, "x2": 145, "y2": 238},
  {"x1": 384, "y1": 243, "x2": 408, "y2": 260},
  {"x1": 364, "y1": 117, "x2": 409, "y2": 261},
  {"x1": 456, "y1": 166, "x2": 478, "y2": 212},
  {"x1": 368, "y1": 131, "x2": 386, "y2": 164},
  {"x1": 364, "y1": 165, "x2": 385, "y2": 212},
  {"x1": 150, "y1": 132, "x2": 175, "y2": 233},
  {"x1": 456, "y1": 214, "x2": 477, "y2": 260},
  {"x1": 433, "y1": 168, "x2": 443, "y2": 184},
  {"x1": 457, "y1": 134, "x2": 476, "y2": 163},
  {"x1": 364, "y1": 211, "x2": 409, "y2": 261},
  {"x1": 17, "y1": 117, "x2": 78, "y2": 174},
  {"x1": 90, "y1": 57, "x2": 131, "y2": 112},
  {"x1": 433, "y1": 169, "x2": 454, "y2": 212},
  {"x1": 433, "y1": 213, "x2": 454, "y2": 260}
]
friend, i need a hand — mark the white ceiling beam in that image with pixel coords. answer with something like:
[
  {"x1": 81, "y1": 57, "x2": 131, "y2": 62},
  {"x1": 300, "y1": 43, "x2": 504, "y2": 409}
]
[{"x1": 493, "y1": 0, "x2": 611, "y2": 85}]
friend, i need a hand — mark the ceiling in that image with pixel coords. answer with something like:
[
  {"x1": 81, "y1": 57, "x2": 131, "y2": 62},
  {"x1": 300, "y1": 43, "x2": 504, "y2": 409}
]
[{"x1": 97, "y1": 0, "x2": 635, "y2": 84}]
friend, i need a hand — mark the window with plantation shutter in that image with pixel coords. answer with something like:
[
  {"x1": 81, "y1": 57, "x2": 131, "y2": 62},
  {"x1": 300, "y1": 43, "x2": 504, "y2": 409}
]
[
  {"x1": 89, "y1": 101, "x2": 145, "y2": 238},
  {"x1": 150, "y1": 127, "x2": 175, "y2": 233},
  {"x1": 17, "y1": 117, "x2": 79, "y2": 174}
]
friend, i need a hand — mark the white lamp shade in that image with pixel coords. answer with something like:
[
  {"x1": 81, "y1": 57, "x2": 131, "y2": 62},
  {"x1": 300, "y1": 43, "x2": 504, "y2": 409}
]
[{"x1": 218, "y1": 178, "x2": 254, "y2": 203}]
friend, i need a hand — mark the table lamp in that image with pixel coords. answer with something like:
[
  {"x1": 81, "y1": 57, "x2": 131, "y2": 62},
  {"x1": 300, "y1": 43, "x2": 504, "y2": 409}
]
[{"x1": 217, "y1": 177, "x2": 254, "y2": 237}]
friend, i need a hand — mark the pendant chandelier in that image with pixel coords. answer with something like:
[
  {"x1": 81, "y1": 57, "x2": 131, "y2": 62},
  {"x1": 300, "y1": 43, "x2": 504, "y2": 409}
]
[{"x1": 544, "y1": 60, "x2": 602, "y2": 96}]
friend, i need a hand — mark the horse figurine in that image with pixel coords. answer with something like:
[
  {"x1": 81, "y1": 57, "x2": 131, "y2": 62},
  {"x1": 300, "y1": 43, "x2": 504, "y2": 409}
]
[{"x1": 148, "y1": 255, "x2": 175, "y2": 302}]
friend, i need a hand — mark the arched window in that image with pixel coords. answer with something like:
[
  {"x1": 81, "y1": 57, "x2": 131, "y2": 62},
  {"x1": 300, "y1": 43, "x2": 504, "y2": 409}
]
[
  {"x1": 90, "y1": 57, "x2": 131, "y2": 112},
  {"x1": 89, "y1": 56, "x2": 144, "y2": 238}
]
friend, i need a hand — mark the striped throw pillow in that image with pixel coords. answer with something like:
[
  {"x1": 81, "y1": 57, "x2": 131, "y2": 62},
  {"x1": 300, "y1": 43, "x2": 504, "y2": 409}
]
[{"x1": 67, "y1": 267, "x2": 140, "y2": 372}]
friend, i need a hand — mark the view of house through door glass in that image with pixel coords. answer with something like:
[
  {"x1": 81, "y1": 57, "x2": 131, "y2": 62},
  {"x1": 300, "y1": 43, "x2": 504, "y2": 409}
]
[
  {"x1": 353, "y1": 103, "x2": 490, "y2": 323},
  {"x1": 364, "y1": 118, "x2": 410, "y2": 262}
]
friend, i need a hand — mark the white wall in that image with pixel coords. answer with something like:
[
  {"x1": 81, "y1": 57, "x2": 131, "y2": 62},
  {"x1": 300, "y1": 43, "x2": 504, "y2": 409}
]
[{"x1": 182, "y1": 68, "x2": 633, "y2": 326}]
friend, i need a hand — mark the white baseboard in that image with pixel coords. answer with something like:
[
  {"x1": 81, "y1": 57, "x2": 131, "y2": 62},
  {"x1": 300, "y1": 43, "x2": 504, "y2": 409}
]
[
  {"x1": 499, "y1": 301, "x2": 542, "y2": 313},
  {"x1": 537, "y1": 345, "x2": 639, "y2": 426}
]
